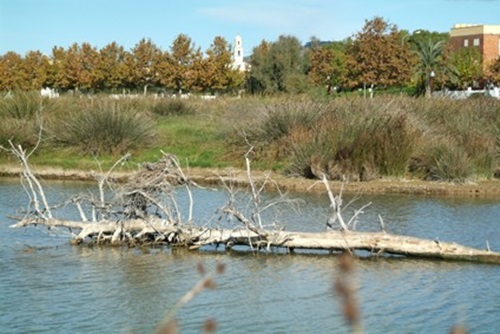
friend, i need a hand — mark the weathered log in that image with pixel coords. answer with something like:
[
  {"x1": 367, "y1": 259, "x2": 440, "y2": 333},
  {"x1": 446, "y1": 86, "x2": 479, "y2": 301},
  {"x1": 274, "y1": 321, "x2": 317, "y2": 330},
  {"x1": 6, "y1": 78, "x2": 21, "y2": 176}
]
[
  {"x1": 10, "y1": 218, "x2": 500, "y2": 264},
  {"x1": 4, "y1": 140, "x2": 499, "y2": 264}
]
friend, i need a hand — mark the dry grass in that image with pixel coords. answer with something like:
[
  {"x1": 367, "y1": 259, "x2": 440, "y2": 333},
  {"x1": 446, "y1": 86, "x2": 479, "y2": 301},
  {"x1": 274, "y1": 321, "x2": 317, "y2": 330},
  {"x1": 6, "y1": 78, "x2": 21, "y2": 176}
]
[{"x1": 1, "y1": 93, "x2": 499, "y2": 182}]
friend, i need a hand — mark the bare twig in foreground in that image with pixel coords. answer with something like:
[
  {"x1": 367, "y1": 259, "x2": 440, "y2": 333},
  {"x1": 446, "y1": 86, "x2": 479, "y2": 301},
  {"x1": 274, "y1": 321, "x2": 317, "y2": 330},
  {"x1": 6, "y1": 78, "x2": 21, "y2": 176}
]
[{"x1": 155, "y1": 262, "x2": 226, "y2": 334}]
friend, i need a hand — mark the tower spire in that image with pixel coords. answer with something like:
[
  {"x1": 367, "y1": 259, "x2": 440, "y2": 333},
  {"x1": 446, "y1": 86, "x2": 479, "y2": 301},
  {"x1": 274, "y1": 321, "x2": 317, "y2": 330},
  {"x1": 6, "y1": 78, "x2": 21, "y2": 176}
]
[{"x1": 232, "y1": 35, "x2": 246, "y2": 71}]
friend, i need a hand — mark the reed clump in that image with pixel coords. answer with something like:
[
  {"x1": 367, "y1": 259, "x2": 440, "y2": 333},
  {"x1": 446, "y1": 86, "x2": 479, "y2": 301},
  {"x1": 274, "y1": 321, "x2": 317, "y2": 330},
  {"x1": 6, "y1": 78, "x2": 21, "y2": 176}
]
[
  {"x1": 52, "y1": 98, "x2": 155, "y2": 155},
  {"x1": 236, "y1": 97, "x2": 422, "y2": 181},
  {"x1": 0, "y1": 91, "x2": 60, "y2": 148},
  {"x1": 149, "y1": 99, "x2": 196, "y2": 117},
  {"x1": 231, "y1": 96, "x2": 499, "y2": 182},
  {"x1": 0, "y1": 91, "x2": 54, "y2": 119},
  {"x1": 0, "y1": 91, "x2": 498, "y2": 182}
]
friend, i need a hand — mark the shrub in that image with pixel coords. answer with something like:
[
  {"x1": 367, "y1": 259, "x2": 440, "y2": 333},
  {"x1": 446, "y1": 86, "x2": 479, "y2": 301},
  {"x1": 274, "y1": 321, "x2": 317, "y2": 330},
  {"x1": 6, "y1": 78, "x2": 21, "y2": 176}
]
[
  {"x1": 0, "y1": 91, "x2": 56, "y2": 149},
  {"x1": 287, "y1": 125, "x2": 331, "y2": 178},
  {"x1": 0, "y1": 118, "x2": 40, "y2": 149},
  {"x1": 54, "y1": 100, "x2": 155, "y2": 155},
  {"x1": 243, "y1": 100, "x2": 324, "y2": 143},
  {"x1": 0, "y1": 90, "x2": 63, "y2": 117},
  {"x1": 233, "y1": 96, "x2": 497, "y2": 181},
  {"x1": 0, "y1": 91, "x2": 43, "y2": 119},
  {"x1": 415, "y1": 99, "x2": 499, "y2": 180},
  {"x1": 427, "y1": 142, "x2": 474, "y2": 183},
  {"x1": 150, "y1": 99, "x2": 195, "y2": 116},
  {"x1": 286, "y1": 98, "x2": 421, "y2": 180},
  {"x1": 461, "y1": 132, "x2": 496, "y2": 179},
  {"x1": 353, "y1": 112, "x2": 420, "y2": 177}
]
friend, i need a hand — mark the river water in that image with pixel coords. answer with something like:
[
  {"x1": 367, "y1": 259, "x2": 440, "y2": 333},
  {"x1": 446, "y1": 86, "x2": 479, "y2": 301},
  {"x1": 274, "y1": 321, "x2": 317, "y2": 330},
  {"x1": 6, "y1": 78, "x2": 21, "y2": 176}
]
[{"x1": 0, "y1": 178, "x2": 499, "y2": 333}]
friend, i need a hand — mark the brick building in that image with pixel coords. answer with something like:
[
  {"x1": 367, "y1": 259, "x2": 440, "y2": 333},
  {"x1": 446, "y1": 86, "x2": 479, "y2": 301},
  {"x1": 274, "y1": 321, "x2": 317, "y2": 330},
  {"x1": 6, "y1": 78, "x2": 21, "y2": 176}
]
[{"x1": 449, "y1": 24, "x2": 500, "y2": 64}]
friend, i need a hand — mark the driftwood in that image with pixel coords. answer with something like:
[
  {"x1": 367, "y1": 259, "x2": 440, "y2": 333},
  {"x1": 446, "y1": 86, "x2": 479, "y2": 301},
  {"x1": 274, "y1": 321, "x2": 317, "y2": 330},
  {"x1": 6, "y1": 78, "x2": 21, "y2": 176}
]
[
  {"x1": 10, "y1": 216, "x2": 500, "y2": 263},
  {"x1": 3, "y1": 140, "x2": 500, "y2": 264}
]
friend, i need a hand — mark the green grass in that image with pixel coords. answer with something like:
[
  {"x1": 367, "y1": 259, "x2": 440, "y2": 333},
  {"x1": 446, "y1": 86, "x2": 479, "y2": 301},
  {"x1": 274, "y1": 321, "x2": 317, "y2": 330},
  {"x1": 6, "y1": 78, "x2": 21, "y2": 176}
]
[
  {"x1": 151, "y1": 116, "x2": 232, "y2": 168},
  {"x1": 0, "y1": 93, "x2": 499, "y2": 182}
]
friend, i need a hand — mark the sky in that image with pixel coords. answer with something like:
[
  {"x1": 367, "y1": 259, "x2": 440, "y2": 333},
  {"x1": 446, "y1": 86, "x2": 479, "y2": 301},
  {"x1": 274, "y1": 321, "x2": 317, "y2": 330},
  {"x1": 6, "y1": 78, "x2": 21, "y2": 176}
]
[{"x1": 1, "y1": 0, "x2": 499, "y2": 57}]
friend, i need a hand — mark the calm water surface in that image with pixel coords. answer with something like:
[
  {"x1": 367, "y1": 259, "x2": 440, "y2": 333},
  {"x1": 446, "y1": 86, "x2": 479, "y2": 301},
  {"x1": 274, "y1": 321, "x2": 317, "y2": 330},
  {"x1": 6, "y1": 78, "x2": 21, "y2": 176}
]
[{"x1": 0, "y1": 178, "x2": 499, "y2": 333}]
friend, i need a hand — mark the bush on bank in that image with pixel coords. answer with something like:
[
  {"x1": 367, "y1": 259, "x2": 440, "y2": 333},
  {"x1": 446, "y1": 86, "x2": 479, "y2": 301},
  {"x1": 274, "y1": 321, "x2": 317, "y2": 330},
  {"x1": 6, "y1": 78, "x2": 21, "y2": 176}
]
[{"x1": 0, "y1": 92, "x2": 498, "y2": 183}]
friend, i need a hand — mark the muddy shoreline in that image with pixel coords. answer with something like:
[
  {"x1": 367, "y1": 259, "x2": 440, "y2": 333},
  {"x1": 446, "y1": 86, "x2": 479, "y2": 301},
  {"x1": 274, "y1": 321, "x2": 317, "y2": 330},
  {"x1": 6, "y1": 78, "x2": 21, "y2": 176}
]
[{"x1": 2, "y1": 164, "x2": 500, "y2": 198}]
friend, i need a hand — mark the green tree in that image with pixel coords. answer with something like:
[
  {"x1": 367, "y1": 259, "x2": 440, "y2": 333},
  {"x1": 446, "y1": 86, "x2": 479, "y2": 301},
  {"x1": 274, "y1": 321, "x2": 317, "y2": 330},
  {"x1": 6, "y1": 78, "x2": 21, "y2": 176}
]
[
  {"x1": 345, "y1": 17, "x2": 415, "y2": 89},
  {"x1": 406, "y1": 29, "x2": 449, "y2": 49},
  {"x1": 413, "y1": 39, "x2": 446, "y2": 97},
  {"x1": 246, "y1": 40, "x2": 270, "y2": 93},
  {"x1": 450, "y1": 47, "x2": 483, "y2": 89},
  {"x1": 247, "y1": 35, "x2": 309, "y2": 94}
]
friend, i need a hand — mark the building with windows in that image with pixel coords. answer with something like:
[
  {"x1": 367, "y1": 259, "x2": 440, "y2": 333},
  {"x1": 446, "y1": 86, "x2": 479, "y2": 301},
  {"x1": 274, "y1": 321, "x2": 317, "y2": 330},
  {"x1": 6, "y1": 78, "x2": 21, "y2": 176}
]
[{"x1": 449, "y1": 24, "x2": 500, "y2": 64}]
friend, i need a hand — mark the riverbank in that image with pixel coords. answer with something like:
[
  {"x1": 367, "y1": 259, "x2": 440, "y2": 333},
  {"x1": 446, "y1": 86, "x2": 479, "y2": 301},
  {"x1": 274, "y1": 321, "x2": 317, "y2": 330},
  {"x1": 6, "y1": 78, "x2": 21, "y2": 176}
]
[
  {"x1": 2, "y1": 95, "x2": 500, "y2": 187},
  {"x1": 2, "y1": 163, "x2": 500, "y2": 198}
]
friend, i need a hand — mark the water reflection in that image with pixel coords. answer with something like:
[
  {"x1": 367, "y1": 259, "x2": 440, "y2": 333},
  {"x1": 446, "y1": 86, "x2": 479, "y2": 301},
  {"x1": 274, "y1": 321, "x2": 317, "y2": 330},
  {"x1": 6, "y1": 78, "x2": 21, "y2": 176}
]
[{"x1": 0, "y1": 180, "x2": 499, "y2": 333}]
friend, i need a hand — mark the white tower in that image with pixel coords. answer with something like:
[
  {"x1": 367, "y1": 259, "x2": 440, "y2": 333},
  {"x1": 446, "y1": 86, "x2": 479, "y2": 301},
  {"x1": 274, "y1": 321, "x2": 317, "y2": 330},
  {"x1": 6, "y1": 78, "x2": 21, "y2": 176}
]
[{"x1": 233, "y1": 35, "x2": 246, "y2": 71}]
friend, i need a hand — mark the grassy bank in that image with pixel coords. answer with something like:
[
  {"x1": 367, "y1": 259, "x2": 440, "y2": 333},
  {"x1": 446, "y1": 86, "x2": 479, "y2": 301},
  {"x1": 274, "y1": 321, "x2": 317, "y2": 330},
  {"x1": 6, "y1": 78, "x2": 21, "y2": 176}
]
[{"x1": 0, "y1": 92, "x2": 499, "y2": 183}]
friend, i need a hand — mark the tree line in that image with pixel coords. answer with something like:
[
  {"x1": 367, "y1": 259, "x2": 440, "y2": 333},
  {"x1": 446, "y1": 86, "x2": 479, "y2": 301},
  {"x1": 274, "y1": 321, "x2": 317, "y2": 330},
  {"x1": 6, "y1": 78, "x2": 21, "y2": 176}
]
[
  {"x1": 248, "y1": 17, "x2": 500, "y2": 95},
  {"x1": 0, "y1": 34, "x2": 244, "y2": 95},
  {"x1": 1, "y1": 17, "x2": 500, "y2": 96}
]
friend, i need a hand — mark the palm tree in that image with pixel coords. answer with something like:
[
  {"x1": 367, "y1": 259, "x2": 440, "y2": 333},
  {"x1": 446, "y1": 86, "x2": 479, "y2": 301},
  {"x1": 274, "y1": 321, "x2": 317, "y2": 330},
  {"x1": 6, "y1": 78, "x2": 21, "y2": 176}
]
[{"x1": 414, "y1": 39, "x2": 445, "y2": 98}]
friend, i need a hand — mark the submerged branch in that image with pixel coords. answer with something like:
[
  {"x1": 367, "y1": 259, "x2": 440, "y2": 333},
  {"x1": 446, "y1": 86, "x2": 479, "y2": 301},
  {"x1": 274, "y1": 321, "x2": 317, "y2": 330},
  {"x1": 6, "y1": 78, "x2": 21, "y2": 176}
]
[
  {"x1": 9, "y1": 217, "x2": 500, "y2": 263},
  {"x1": 4, "y1": 138, "x2": 499, "y2": 264}
]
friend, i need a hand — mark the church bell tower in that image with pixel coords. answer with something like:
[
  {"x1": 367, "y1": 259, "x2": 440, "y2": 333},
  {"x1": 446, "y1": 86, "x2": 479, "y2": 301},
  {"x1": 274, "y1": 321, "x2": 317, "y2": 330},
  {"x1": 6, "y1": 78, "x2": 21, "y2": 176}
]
[{"x1": 233, "y1": 35, "x2": 246, "y2": 71}]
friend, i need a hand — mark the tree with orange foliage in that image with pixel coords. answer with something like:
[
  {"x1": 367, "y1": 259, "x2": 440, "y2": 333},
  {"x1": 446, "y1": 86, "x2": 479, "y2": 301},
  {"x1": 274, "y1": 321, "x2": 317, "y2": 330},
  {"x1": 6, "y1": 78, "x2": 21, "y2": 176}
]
[
  {"x1": 0, "y1": 52, "x2": 25, "y2": 91},
  {"x1": 308, "y1": 39, "x2": 348, "y2": 93},
  {"x1": 202, "y1": 36, "x2": 244, "y2": 94},
  {"x1": 46, "y1": 43, "x2": 100, "y2": 92},
  {"x1": 60, "y1": 44, "x2": 81, "y2": 91},
  {"x1": 130, "y1": 38, "x2": 163, "y2": 95},
  {"x1": 20, "y1": 51, "x2": 51, "y2": 91},
  {"x1": 158, "y1": 34, "x2": 201, "y2": 95},
  {"x1": 46, "y1": 46, "x2": 67, "y2": 90},
  {"x1": 345, "y1": 17, "x2": 416, "y2": 89},
  {"x1": 486, "y1": 57, "x2": 500, "y2": 85},
  {"x1": 98, "y1": 42, "x2": 133, "y2": 92},
  {"x1": 78, "y1": 43, "x2": 101, "y2": 91}
]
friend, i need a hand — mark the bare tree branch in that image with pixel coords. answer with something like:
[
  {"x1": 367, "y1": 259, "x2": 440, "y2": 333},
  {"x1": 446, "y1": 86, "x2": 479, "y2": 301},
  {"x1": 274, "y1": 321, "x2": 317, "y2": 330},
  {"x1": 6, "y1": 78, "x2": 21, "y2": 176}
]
[{"x1": 4, "y1": 136, "x2": 500, "y2": 263}]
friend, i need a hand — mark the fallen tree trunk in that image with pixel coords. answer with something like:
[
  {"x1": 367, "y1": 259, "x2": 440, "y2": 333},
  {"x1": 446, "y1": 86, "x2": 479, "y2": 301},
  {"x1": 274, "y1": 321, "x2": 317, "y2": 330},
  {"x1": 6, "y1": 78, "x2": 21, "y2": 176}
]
[
  {"x1": 11, "y1": 218, "x2": 500, "y2": 264},
  {"x1": 4, "y1": 139, "x2": 499, "y2": 265}
]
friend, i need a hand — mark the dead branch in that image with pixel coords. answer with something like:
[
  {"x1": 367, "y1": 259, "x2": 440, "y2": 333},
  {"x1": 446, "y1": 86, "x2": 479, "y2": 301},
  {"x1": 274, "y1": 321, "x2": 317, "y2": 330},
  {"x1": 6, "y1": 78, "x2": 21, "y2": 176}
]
[
  {"x1": 155, "y1": 262, "x2": 225, "y2": 334},
  {"x1": 11, "y1": 216, "x2": 500, "y2": 263},
  {"x1": 4, "y1": 139, "x2": 500, "y2": 264},
  {"x1": 1, "y1": 127, "x2": 53, "y2": 221},
  {"x1": 92, "y1": 152, "x2": 131, "y2": 212},
  {"x1": 245, "y1": 146, "x2": 263, "y2": 228}
]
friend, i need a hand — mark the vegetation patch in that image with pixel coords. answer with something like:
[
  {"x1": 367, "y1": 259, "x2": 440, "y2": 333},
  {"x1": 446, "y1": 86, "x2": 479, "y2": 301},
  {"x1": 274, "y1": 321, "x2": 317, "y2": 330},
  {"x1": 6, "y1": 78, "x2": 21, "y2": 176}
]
[
  {"x1": 53, "y1": 99, "x2": 155, "y2": 155},
  {"x1": 0, "y1": 93, "x2": 498, "y2": 183}
]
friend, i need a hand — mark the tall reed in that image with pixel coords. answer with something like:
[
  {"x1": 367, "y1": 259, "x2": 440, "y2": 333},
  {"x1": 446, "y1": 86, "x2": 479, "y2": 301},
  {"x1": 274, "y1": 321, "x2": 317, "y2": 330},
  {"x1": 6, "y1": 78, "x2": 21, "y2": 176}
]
[
  {"x1": 230, "y1": 96, "x2": 499, "y2": 182},
  {"x1": 1, "y1": 92, "x2": 498, "y2": 182},
  {"x1": 52, "y1": 98, "x2": 155, "y2": 155},
  {"x1": 0, "y1": 91, "x2": 60, "y2": 149}
]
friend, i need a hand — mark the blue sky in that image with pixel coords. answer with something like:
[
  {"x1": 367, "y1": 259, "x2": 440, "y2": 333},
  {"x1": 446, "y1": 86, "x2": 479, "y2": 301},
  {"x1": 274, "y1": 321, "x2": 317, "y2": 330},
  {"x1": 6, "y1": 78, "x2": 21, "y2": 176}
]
[{"x1": 1, "y1": 0, "x2": 499, "y2": 56}]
